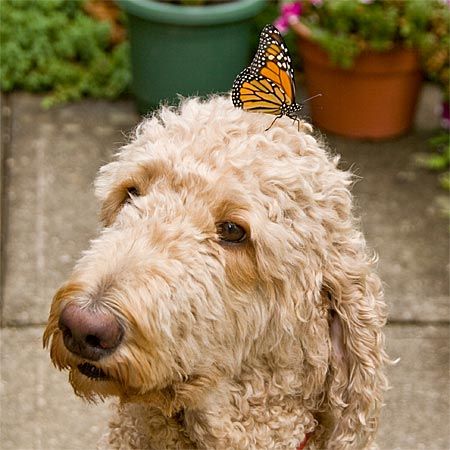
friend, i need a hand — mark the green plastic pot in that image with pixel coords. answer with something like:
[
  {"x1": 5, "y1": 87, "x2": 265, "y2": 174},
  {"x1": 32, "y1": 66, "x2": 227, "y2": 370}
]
[{"x1": 119, "y1": 0, "x2": 266, "y2": 114}]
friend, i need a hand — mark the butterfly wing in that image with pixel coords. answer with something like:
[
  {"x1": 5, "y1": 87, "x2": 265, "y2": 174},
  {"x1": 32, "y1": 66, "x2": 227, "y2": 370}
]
[
  {"x1": 232, "y1": 68, "x2": 291, "y2": 114},
  {"x1": 231, "y1": 24, "x2": 297, "y2": 115},
  {"x1": 250, "y1": 25, "x2": 296, "y2": 102}
]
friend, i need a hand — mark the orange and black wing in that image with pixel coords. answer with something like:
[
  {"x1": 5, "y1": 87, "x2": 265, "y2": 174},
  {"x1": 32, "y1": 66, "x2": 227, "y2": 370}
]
[
  {"x1": 232, "y1": 67, "x2": 290, "y2": 115},
  {"x1": 232, "y1": 24, "x2": 297, "y2": 115}
]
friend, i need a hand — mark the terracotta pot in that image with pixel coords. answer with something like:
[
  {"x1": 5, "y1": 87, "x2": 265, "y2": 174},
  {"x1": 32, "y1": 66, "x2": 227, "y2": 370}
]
[{"x1": 292, "y1": 22, "x2": 423, "y2": 140}]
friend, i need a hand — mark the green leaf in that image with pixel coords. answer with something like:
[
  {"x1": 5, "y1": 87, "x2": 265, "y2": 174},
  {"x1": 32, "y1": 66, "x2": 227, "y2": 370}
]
[{"x1": 0, "y1": 0, "x2": 130, "y2": 105}]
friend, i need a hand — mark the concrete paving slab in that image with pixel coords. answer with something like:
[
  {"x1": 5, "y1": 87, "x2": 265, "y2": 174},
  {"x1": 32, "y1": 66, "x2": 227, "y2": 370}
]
[
  {"x1": 1, "y1": 324, "x2": 447, "y2": 449},
  {"x1": 300, "y1": 84, "x2": 449, "y2": 321},
  {"x1": 2, "y1": 93, "x2": 139, "y2": 326},
  {"x1": 330, "y1": 132, "x2": 449, "y2": 321},
  {"x1": 378, "y1": 324, "x2": 449, "y2": 450},
  {"x1": 1, "y1": 326, "x2": 111, "y2": 450},
  {"x1": 414, "y1": 83, "x2": 444, "y2": 131}
]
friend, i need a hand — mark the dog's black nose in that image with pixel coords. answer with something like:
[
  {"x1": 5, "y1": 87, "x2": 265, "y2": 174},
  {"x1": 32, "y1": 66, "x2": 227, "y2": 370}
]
[{"x1": 58, "y1": 304, "x2": 123, "y2": 361}]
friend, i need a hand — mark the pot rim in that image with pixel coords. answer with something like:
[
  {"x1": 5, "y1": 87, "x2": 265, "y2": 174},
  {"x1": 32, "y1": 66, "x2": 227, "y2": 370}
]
[{"x1": 118, "y1": 0, "x2": 266, "y2": 26}]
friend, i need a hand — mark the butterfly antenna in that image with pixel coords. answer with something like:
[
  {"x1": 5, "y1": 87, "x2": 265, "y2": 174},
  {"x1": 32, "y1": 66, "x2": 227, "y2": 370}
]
[{"x1": 302, "y1": 93, "x2": 322, "y2": 104}]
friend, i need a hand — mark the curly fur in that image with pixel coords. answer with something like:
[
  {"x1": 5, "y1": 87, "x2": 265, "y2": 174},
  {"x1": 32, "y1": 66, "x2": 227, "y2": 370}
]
[{"x1": 44, "y1": 96, "x2": 388, "y2": 449}]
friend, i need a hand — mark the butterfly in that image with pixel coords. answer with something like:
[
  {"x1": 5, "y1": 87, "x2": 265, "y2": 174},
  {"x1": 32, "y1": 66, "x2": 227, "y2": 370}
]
[{"x1": 232, "y1": 24, "x2": 303, "y2": 130}]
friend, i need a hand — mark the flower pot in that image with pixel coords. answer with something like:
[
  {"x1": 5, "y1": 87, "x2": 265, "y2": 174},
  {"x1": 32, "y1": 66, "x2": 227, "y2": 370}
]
[
  {"x1": 119, "y1": 0, "x2": 266, "y2": 114},
  {"x1": 292, "y1": 22, "x2": 423, "y2": 140}
]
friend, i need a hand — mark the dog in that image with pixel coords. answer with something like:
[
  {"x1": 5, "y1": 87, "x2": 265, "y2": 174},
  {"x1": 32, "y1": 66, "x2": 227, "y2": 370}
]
[{"x1": 44, "y1": 96, "x2": 388, "y2": 449}]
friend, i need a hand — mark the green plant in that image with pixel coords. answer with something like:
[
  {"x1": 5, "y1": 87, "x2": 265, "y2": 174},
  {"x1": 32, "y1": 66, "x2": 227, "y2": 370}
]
[
  {"x1": 425, "y1": 132, "x2": 450, "y2": 191},
  {"x1": 277, "y1": 0, "x2": 449, "y2": 94},
  {"x1": 417, "y1": 131, "x2": 450, "y2": 223},
  {"x1": 0, "y1": 0, "x2": 130, "y2": 106},
  {"x1": 418, "y1": 4, "x2": 450, "y2": 101},
  {"x1": 416, "y1": 131, "x2": 450, "y2": 192}
]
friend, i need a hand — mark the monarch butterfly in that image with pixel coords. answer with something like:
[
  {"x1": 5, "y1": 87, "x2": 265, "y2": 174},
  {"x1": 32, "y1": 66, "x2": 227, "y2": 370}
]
[{"x1": 232, "y1": 24, "x2": 304, "y2": 130}]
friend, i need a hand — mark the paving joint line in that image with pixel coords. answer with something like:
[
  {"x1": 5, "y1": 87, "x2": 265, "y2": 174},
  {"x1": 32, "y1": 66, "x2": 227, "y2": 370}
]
[
  {"x1": 387, "y1": 319, "x2": 450, "y2": 326},
  {"x1": 0, "y1": 93, "x2": 12, "y2": 328}
]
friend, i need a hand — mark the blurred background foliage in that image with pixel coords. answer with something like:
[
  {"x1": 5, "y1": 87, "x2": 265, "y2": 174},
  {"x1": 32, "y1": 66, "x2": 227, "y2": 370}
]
[
  {"x1": 0, "y1": 0, "x2": 131, "y2": 107},
  {"x1": 0, "y1": 0, "x2": 280, "y2": 107},
  {"x1": 417, "y1": 132, "x2": 450, "y2": 192},
  {"x1": 1, "y1": 0, "x2": 447, "y2": 190}
]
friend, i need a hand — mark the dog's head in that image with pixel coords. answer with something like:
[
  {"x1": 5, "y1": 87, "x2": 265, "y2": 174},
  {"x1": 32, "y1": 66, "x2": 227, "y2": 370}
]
[{"x1": 44, "y1": 97, "x2": 386, "y2": 445}]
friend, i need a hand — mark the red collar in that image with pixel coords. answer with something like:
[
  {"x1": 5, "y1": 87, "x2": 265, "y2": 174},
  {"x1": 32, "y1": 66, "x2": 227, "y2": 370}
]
[{"x1": 297, "y1": 432, "x2": 312, "y2": 450}]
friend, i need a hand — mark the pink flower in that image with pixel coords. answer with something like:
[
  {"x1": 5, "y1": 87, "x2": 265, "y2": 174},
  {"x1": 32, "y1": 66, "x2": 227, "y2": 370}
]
[
  {"x1": 274, "y1": 16, "x2": 290, "y2": 34},
  {"x1": 274, "y1": 1, "x2": 302, "y2": 34},
  {"x1": 280, "y1": 1, "x2": 302, "y2": 18}
]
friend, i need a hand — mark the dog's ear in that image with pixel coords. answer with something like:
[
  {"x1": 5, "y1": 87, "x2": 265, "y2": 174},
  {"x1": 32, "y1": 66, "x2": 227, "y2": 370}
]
[{"x1": 321, "y1": 248, "x2": 388, "y2": 448}]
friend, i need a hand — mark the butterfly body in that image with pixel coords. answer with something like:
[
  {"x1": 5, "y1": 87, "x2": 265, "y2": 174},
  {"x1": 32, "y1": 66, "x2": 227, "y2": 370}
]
[{"x1": 232, "y1": 24, "x2": 303, "y2": 129}]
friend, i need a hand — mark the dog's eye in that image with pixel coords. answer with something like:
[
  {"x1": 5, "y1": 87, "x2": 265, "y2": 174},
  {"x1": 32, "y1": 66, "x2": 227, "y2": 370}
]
[
  {"x1": 125, "y1": 187, "x2": 140, "y2": 202},
  {"x1": 217, "y1": 222, "x2": 247, "y2": 244}
]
